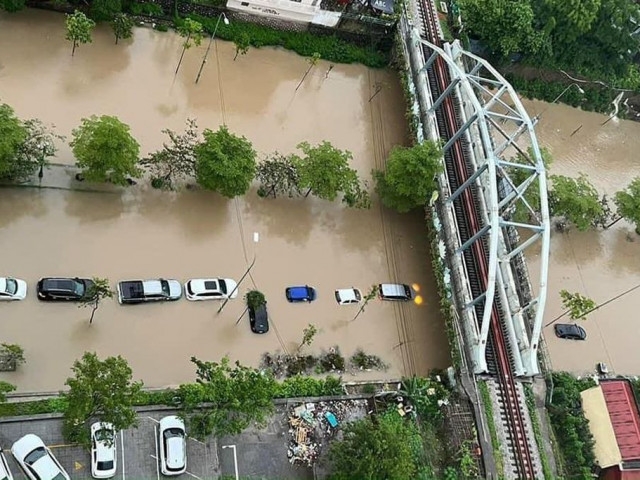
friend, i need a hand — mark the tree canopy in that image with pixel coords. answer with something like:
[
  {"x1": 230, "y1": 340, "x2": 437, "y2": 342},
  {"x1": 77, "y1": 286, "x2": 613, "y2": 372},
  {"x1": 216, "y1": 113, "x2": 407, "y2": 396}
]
[
  {"x1": 374, "y1": 141, "x2": 442, "y2": 213},
  {"x1": 549, "y1": 174, "x2": 604, "y2": 230},
  {"x1": 111, "y1": 13, "x2": 134, "y2": 45},
  {"x1": 71, "y1": 115, "x2": 141, "y2": 185},
  {"x1": 195, "y1": 126, "x2": 257, "y2": 198},
  {"x1": 176, "y1": 357, "x2": 277, "y2": 439},
  {"x1": 614, "y1": 177, "x2": 640, "y2": 233},
  {"x1": 328, "y1": 411, "x2": 425, "y2": 480},
  {"x1": 63, "y1": 352, "x2": 142, "y2": 445},
  {"x1": 255, "y1": 153, "x2": 301, "y2": 198},
  {"x1": 0, "y1": 0, "x2": 25, "y2": 13},
  {"x1": 65, "y1": 11, "x2": 96, "y2": 57},
  {"x1": 90, "y1": 0, "x2": 122, "y2": 22}
]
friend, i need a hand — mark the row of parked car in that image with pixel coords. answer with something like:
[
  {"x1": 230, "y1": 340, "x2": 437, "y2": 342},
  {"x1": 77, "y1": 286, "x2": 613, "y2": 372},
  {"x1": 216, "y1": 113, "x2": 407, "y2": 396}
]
[
  {"x1": 0, "y1": 277, "x2": 415, "y2": 304},
  {"x1": 0, "y1": 416, "x2": 186, "y2": 480}
]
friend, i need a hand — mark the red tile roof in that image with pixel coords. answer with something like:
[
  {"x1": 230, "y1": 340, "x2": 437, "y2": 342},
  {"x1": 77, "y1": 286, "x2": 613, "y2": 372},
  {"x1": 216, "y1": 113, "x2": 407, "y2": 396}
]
[{"x1": 601, "y1": 380, "x2": 640, "y2": 462}]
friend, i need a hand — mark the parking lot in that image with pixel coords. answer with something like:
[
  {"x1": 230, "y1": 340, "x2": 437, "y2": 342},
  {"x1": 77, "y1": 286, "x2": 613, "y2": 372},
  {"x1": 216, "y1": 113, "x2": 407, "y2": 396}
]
[{"x1": 0, "y1": 411, "x2": 219, "y2": 480}]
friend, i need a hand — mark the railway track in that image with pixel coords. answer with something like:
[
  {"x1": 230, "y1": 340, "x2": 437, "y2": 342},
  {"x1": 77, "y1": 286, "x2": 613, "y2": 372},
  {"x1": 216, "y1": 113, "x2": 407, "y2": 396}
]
[{"x1": 414, "y1": 1, "x2": 537, "y2": 478}]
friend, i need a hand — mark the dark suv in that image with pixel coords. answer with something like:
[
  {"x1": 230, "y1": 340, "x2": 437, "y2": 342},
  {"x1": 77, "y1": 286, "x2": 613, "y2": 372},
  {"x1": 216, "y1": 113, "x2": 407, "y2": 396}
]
[
  {"x1": 554, "y1": 323, "x2": 587, "y2": 340},
  {"x1": 37, "y1": 277, "x2": 95, "y2": 301}
]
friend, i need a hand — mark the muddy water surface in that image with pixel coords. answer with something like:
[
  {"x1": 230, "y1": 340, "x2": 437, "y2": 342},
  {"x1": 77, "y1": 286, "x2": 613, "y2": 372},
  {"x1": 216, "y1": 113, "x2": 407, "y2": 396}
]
[
  {"x1": 0, "y1": 10, "x2": 449, "y2": 391},
  {"x1": 522, "y1": 100, "x2": 640, "y2": 375}
]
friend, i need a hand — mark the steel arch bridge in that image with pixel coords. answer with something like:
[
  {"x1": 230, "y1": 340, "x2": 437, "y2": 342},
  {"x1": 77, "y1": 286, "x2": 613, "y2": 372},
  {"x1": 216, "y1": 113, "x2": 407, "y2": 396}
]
[{"x1": 401, "y1": 22, "x2": 551, "y2": 376}]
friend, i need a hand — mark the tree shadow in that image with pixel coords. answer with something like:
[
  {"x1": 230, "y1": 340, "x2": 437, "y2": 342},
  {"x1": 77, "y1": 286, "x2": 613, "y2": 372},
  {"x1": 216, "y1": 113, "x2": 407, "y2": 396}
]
[
  {"x1": 242, "y1": 187, "x2": 314, "y2": 247},
  {"x1": 605, "y1": 226, "x2": 640, "y2": 275},
  {"x1": 549, "y1": 228, "x2": 605, "y2": 267},
  {"x1": 64, "y1": 189, "x2": 129, "y2": 224},
  {"x1": 0, "y1": 187, "x2": 48, "y2": 229},
  {"x1": 316, "y1": 202, "x2": 384, "y2": 253}
]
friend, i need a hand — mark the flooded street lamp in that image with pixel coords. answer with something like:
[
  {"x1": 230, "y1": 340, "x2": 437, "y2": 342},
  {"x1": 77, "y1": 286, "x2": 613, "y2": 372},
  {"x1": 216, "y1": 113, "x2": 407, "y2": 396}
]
[
  {"x1": 532, "y1": 83, "x2": 585, "y2": 125},
  {"x1": 218, "y1": 232, "x2": 259, "y2": 314},
  {"x1": 195, "y1": 13, "x2": 229, "y2": 85}
]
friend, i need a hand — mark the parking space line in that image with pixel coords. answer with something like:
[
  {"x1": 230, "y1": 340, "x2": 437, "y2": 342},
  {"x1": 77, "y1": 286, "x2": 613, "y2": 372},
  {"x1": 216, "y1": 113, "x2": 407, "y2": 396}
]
[
  {"x1": 48, "y1": 443, "x2": 78, "y2": 449},
  {"x1": 147, "y1": 416, "x2": 160, "y2": 424},
  {"x1": 120, "y1": 430, "x2": 125, "y2": 480},
  {"x1": 187, "y1": 437, "x2": 206, "y2": 446},
  {"x1": 154, "y1": 425, "x2": 159, "y2": 480},
  {"x1": 221, "y1": 445, "x2": 239, "y2": 480},
  {"x1": 185, "y1": 472, "x2": 202, "y2": 480}
]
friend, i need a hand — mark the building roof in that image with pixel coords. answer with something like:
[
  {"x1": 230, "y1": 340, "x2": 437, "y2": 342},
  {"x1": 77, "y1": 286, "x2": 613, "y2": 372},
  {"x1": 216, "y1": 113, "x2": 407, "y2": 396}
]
[
  {"x1": 582, "y1": 386, "x2": 622, "y2": 468},
  {"x1": 601, "y1": 381, "x2": 640, "y2": 463}
]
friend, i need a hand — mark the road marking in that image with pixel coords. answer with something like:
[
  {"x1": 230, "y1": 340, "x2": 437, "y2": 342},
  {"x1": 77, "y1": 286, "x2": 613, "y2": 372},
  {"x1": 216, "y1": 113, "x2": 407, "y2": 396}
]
[
  {"x1": 120, "y1": 429, "x2": 126, "y2": 480},
  {"x1": 185, "y1": 472, "x2": 202, "y2": 480},
  {"x1": 146, "y1": 416, "x2": 160, "y2": 424},
  {"x1": 187, "y1": 437, "x2": 206, "y2": 446},
  {"x1": 74, "y1": 461, "x2": 84, "y2": 471},
  {"x1": 150, "y1": 455, "x2": 158, "y2": 460},
  {"x1": 48, "y1": 444, "x2": 78, "y2": 449},
  {"x1": 153, "y1": 425, "x2": 160, "y2": 480},
  {"x1": 221, "y1": 445, "x2": 239, "y2": 480}
]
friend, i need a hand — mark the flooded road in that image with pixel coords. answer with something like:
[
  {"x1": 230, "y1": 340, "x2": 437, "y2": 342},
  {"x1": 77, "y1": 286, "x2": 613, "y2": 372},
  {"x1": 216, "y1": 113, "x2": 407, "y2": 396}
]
[
  {"x1": 0, "y1": 10, "x2": 449, "y2": 391},
  {"x1": 522, "y1": 100, "x2": 640, "y2": 376}
]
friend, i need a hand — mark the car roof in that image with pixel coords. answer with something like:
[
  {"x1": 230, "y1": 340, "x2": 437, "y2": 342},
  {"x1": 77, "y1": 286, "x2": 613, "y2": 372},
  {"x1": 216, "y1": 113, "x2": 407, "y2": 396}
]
[
  {"x1": 142, "y1": 280, "x2": 164, "y2": 295},
  {"x1": 253, "y1": 304, "x2": 268, "y2": 328},
  {"x1": 166, "y1": 436, "x2": 185, "y2": 468},
  {"x1": 12, "y1": 434, "x2": 45, "y2": 460},
  {"x1": 189, "y1": 279, "x2": 222, "y2": 293},
  {"x1": 287, "y1": 286, "x2": 312, "y2": 298},
  {"x1": 380, "y1": 283, "x2": 409, "y2": 297},
  {"x1": 92, "y1": 424, "x2": 115, "y2": 462},
  {"x1": 42, "y1": 278, "x2": 76, "y2": 291},
  {"x1": 32, "y1": 453, "x2": 62, "y2": 480},
  {"x1": 336, "y1": 288, "x2": 359, "y2": 302}
]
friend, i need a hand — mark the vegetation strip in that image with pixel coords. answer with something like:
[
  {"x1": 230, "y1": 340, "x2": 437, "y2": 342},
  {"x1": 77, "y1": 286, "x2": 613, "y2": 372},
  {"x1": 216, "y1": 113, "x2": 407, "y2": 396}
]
[
  {"x1": 477, "y1": 380, "x2": 504, "y2": 477},
  {"x1": 523, "y1": 384, "x2": 552, "y2": 480}
]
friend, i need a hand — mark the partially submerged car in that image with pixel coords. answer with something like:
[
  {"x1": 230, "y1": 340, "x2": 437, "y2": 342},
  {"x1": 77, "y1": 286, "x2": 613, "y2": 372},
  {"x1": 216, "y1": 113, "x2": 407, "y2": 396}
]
[
  {"x1": 554, "y1": 323, "x2": 587, "y2": 340},
  {"x1": 247, "y1": 290, "x2": 269, "y2": 334},
  {"x1": 117, "y1": 279, "x2": 182, "y2": 304},
  {"x1": 0, "y1": 277, "x2": 27, "y2": 301},
  {"x1": 11, "y1": 434, "x2": 70, "y2": 480},
  {"x1": 184, "y1": 278, "x2": 238, "y2": 301},
  {"x1": 285, "y1": 285, "x2": 317, "y2": 303},
  {"x1": 334, "y1": 288, "x2": 362, "y2": 305},
  {"x1": 378, "y1": 283, "x2": 412, "y2": 301},
  {"x1": 37, "y1": 277, "x2": 95, "y2": 302},
  {"x1": 91, "y1": 422, "x2": 116, "y2": 479},
  {"x1": 158, "y1": 416, "x2": 187, "y2": 476}
]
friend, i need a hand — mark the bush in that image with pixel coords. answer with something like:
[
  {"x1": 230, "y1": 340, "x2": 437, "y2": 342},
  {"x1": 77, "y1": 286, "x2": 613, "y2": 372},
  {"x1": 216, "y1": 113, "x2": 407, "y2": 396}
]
[
  {"x1": 129, "y1": 2, "x2": 164, "y2": 16},
  {"x1": 274, "y1": 374, "x2": 342, "y2": 398},
  {"x1": 246, "y1": 290, "x2": 266, "y2": 309},
  {"x1": 548, "y1": 372, "x2": 596, "y2": 478},
  {"x1": 185, "y1": 14, "x2": 389, "y2": 68}
]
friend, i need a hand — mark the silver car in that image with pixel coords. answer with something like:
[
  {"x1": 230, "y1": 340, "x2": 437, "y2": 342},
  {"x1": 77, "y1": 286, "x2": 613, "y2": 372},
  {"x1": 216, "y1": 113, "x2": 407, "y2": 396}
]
[{"x1": 158, "y1": 416, "x2": 186, "y2": 476}]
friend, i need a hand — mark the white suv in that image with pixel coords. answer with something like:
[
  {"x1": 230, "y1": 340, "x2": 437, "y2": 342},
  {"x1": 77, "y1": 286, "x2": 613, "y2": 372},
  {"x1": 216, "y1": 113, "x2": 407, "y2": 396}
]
[{"x1": 158, "y1": 416, "x2": 186, "y2": 476}]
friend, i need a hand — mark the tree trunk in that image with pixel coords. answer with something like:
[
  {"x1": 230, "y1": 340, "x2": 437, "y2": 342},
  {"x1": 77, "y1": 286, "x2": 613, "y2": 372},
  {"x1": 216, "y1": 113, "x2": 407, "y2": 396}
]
[
  {"x1": 305, "y1": 187, "x2": 312, "y2": 198},
  {"x1": 115, "y1": 34, "x2": 119, "y2": 45},
  {"x1": 175, "y1": 34, "x2": 191, "y2": 76},
  {"x1": 296, "y1": 66, "x2": 313, "y2": 92},
  {"x1": 89, "y1": 301, "x2": 98, "y2": 324},
  {"x1": 72, "y1": 41, "x2": 77, "y2": 57},
  {"x1": 234, "y1": 50, "x2": 239, "y2": 61}
]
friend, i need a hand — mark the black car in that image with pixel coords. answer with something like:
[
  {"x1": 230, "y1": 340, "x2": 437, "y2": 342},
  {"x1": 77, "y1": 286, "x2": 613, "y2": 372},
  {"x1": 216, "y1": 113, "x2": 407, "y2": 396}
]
[
  {"x1": 37, "y1": 277, "x2": 95, "y2": 301},
  {"x1": 249, "y1": 303, "x2": 269, "y2": 334},
  {"x1": 554, "y1": 323, "x2": 587, "y2": 340}
]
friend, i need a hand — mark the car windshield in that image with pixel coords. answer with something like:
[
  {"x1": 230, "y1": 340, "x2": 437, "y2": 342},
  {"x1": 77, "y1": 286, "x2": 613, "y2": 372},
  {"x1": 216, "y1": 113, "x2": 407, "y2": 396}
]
[
  {"x1": 160, "y1": 280, "x2": 170, "y2": 297},
  {"x1": 24, "y1": 447, "x2": 47, "y2": 465},
  {"x1": 53, "y1": 474, "x2": 67, "y2": 480},
  {"x1": 95, "y1": 428, "x2": 114, "y2": 443},
  {"x1": 97, "y1": 460, "x2": 114, "y2": 471},
  {"x1": 4, "y1": 278, "x2": 17, "y2": 295},
  {"x1": 74, "y1": 279, "x2": 85, "y2": 296},
  {"x1": 164, "y1": 428, "x2": 183, "y2": 439}
]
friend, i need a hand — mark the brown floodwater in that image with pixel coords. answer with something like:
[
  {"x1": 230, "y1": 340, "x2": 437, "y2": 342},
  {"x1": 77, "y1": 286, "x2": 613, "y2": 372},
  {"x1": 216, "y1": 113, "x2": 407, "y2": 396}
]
[
  {"x1": 0, "y1": 9, "x2": 449, "y2": 392},
  {"x1": 522, "y1": 99, "x2": 640, "y2": 376}
]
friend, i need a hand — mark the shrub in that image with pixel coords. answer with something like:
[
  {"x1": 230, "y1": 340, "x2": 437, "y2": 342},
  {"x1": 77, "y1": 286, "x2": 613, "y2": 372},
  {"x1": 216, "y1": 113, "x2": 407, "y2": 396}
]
[
  {"x1": 129, "y1": 2, "x2": 164, "y2": 16},
  {"x1": 274, "y1": 374, "x2": 342, "y2": 398}
]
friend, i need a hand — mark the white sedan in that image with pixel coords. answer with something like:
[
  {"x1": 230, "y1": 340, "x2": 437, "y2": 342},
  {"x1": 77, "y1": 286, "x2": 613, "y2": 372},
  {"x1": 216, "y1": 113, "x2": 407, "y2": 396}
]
[
  {"x1": 11, "y1": 434, "x2": 70, "y2": 480},
  {"x1": 0, "y1": 278, "x2": 27, "y2": 301},
  {"x1": 158, "y1": 416, "x2": 187, "y2": 476},
  {"x1": 184, "y1": 278, "x2": 238, "y2": 301},
  {"x1": 335, "y1": 288, "x2": 362, "y2": 305},
  {"x1": 91, "y1": 422, "x2": 116, "y2": 479}
]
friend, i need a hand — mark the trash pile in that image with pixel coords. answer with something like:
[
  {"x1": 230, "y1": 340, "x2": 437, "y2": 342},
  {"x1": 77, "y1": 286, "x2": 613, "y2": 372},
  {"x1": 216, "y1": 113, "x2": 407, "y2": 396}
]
[{"x1": 287, "y1": 399, "x2": 369, "y2": 467}]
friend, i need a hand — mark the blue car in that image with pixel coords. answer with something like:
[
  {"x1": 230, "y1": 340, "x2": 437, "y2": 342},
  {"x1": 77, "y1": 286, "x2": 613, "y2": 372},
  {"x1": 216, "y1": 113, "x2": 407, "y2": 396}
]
[{"x1": 285, "y1": 285, "x2": 317, "y2": 303}]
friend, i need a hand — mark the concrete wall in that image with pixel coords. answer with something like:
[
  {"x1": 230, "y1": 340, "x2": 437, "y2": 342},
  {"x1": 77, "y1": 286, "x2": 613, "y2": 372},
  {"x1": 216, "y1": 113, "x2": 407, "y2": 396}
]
[{"x1": 227, "y1": 0, "x2": 321, "y2": 23}]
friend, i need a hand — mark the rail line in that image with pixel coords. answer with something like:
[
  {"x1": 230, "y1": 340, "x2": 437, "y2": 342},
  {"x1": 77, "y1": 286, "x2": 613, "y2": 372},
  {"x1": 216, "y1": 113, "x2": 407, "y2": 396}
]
[{"x1": 415, "y1": 1, "x2": 537, "y2": 478}]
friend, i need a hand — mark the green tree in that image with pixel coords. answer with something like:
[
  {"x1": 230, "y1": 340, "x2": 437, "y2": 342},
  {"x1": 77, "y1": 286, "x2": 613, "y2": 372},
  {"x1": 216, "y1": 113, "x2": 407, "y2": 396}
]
[
  {"x1": 79, "y1": 278, "x2": 114, "y2": 325},
  {"x1": 341, "y1": 170, "x2": 371, "y2": 209},
  {"x1": 458, "y1": 0, "x2": 542, "y2": 57},
  {"x1": 373, "y1": 141, "x2": 442, "y2": 213},
  {"x1": 90, "y1": 0, "x2": 122, "y2": 21},
  {"x1": 328, "y1": 410, "x2": 424, "y2": 480},
  {"x1": 298, "y1": 324, "x2": 318, "y2": 352},
  {"x1": 195, "y1": 125, "x2": 256, "y2": 198},
  {"x1": 0, "y1": 0, "x2": 25, "y2": 12},
  {"x1": 0, "y1": 382, "x2": 15, "y2": 402},
  {"x1": 540, "y1": 0, "x2": 601, "y2": 46},
  {"x1": 0, "y1": 103, "x2": 62, "y2": 183},
  {"x1": 233, "y1": 32, "x2": 251, "y2": 61},
  {"x1": 352, "y1": 285, "x2": 378, "y2": 322},
  {"x1": 296, "y1": 141, "x2": 357, "y2": 201},
  {"x1": 506, "y1": 147, "x2": 553, "y2": 223},
  {"x1": 0, "y1": 343, "x2": 26, "y2": 368},
  {"x1": 559, "y1": 290, "x2": 597, "y2": 321},
  {"x1": 614, "y1": 177, "x2": 640, "y2": 234},
  {"x1": 549, "y1": 174, "x2": 603, "y2": 231},
  {"x1": 65, "y1": 10, "x2": 96, "y2": 57},
  {"x1": 63, "y1": 352, "x2": 142, "y2": 445},
  {"x1": 141, "y1": 119, "x2": 199, "y2": 190},
  {"x1": 177, "y1": 357, "x2": 277, "y2": 439},
  {"x1": 71, "y1": 115, "x2": 141, "y2": 185},
  {"x1": 111, "y1": 13, "x2": 134, "y2": 45},
  {"x1": 175, "y1": 18, "x2": 204, "y2": 75},
  {"x1": 255, "y1": 153, "x2": 301, "y2": 198}
]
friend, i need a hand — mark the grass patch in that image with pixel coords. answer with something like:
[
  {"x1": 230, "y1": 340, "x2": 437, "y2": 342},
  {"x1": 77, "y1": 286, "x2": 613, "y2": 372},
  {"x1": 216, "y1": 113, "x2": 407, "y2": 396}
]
[
  {"x1": 523, "y1": 384, "x2": 553, "y2": 480},
  {"x1": 477, "y1": 380, "x2": 504, "y2": 477}
]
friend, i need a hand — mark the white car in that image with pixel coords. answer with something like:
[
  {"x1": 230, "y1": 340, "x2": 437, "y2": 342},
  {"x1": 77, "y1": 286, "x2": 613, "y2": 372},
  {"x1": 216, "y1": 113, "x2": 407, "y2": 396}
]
[
  {"x1": 11, "y1": 434, "x2": 70, "y2": 480},
  {"x1": 0, "y1": 448, "x2": 14, "y2": 480},
  {"x1": 0, "y1": 277, "x2": 27, "y2": 301},
  {"x1": 184, "y1": 278, "x2": 238, "y2": 301},
  {"x1": 334, "y1": 288, "x2": 362, "y2": 305},
  {"x1": 90, "y1": 422, "x2": 116, "y2": 479},
  {"x1": 158, "y1": 416, "x2": 186, "y2": 476}
]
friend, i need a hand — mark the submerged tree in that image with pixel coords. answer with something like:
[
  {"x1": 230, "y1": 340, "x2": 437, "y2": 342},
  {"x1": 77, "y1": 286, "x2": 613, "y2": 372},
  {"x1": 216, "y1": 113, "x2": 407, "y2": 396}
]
[
  {"x1": 195, "y1": 125, "x2": 257, "y2": 198},
  {"x1": 559, "y1": 290, "x2": 597, "y2": 321},
  {"x1": 614, "y1": 177, "x2": 640, "y2": 234},
  {"x1": 111, "y1": 13, "x2": 134, "y2": 45},
  {"x1": 65, "y1": 11, "x2": 96, "y2": 57},
  {"x1": 141, "y1": 119, "x2": 199, "y2": 190},
  {"x1": 374, "y1": 141, "x2": 442, "y2": 213},
  {"x1": 549, "y1": 174, "x2": 604, "y2": 231},
  {"x1": 255, "y1": 153, "x2": 301, "y2": 198},
  {"x1": 79, "y1": 278, "x2": 114, "y2": 324},
  {"x1": 175, "y1": 18, "x2": 204, "y2": 76},
  {"x1": 296, "y1": 52, "x2": 321, "y2": 91},
  {"x1": 71, "y1": 115, "x2": 141, "y2": 185},
  {"x1": 233, "y1": 32, "x2": 251, "y2": 61}
]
